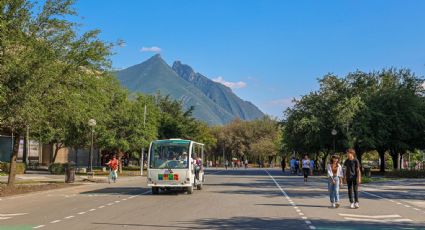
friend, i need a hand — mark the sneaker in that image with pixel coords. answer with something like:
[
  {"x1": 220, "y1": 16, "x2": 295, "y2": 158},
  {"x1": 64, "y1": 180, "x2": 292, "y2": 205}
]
[
  {"x1": 331, "y1": 203, "x2": 336, "y2": 208},
  {"x1": 355, "y1": 202, "x2": 360, "y2": 209},
  {"x1": 335, "y1": 203, "x2": 340, "y2": 208},
  {"x1": 350, "y1": 203, "x2": 355, "y2": 209}
]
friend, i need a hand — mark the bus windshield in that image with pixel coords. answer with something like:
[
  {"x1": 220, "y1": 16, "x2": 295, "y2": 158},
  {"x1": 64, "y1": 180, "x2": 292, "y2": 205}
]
[{"x1": 149, "y1": 140, "x2": 190, "y2": 169}]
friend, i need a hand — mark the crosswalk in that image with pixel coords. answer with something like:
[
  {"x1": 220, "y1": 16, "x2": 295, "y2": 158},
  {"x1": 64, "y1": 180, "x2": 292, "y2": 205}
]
[
  {"x1": 0, "y1": 213, "x2": 27, "y2": 220},
  {"x1": 338, "y1": 213, "x2": 412, "y2": 223}
]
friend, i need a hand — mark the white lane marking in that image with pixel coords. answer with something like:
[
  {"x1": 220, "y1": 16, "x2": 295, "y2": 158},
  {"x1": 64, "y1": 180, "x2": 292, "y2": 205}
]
[
  {"x1": 0, "y1": 213, "x2": 28, "y2": 216},
  {"x1": 33, "y1": 225, "x2": 45, "y2": 229},
  {"x1": 265, "y1": 170, "x2": 316, "y2": 230},
  {"x1": 122, "y1": 198, "x2": 127, "y2": 201},
  {"x1": 0, "y1": 217, "x2": 12, "y2": 220},
  {"x1": 339, "y1": 214, "x2": 401, "y2": 219},
  {"x1": 343, "y1": 217, "x2": 412, "y2": 223},
  {"x1": 64, "y1": 216, "x2": 74, "y2": 219},
  {"x1": 414, "y1": 208, "x2": 420, "y2": 211},
  {"x1": 296, "y1": 210, "x2": 301, "y2": 212},
  {"x1": 397, "y1": 203, "x2": 402, "y2": 205},
  {"x1": 114, "y1": 201, "x2": 120, "y2": 203},
  {"x1": 50, "y1": 220, "x2": 61, "y2": 224},
  {"x1": 107, "y1": 203, "x2": 114, "y2": 206},
  {"x1": 78, "y1": 212, "x2": 86, "y2": 215},
  {"x1": 305, "y1": 221, "x2": 312, "y2": 224},
  {"x1": 404, "y1": 205, "x2": 411, "y2": 208},
  {"x1": 98, "y1": 205, "x2": 105, "y2": 209}
]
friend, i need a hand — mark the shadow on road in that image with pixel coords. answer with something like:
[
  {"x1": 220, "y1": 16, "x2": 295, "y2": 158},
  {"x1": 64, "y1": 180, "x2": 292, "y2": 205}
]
[
  {"x1": 80, "y1": 187, "x2": 144, "y2": 195},
  {"x1": 92, "y1": 216, "x2": 425, "y2": 230}
]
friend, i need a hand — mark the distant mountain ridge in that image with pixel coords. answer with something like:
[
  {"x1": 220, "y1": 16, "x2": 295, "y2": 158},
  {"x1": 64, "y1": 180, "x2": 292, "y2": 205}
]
[
  {"x1": 115, "y1": 54, "x2": 264, "y2": 124},
  {"x1": 172, "y1": 61, "x2": 264, "y2": 120}
]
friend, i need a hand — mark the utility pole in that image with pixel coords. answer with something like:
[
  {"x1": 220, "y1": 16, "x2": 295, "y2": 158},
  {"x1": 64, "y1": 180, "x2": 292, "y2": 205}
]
[{"x1": 140, "y1": 104, "x2": 147, "y2": 176}]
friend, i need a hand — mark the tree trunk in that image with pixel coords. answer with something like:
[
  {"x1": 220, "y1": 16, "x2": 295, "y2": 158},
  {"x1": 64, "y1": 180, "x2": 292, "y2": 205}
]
[
  {"x1": 390, "y1": 150, "x2": 399, "y2": 170},
  {"x1": 378, "y1": 149, "x2": 386, "y2": 173},
  {"x1": 118, "y1": 150, "x2": 123, "y2": 174},
  {"x1": 51, "y1": 143, "x2": 62, "y2": 163},
  {"x1": 8, "y1": 134, "x2": 21, "y2": 186},
  {"x1": 23, "y1": 128, "x2": 28, "y2": 165},
  {"x1": 321, "y1": 152, "x2": 329, "y2": 174}
]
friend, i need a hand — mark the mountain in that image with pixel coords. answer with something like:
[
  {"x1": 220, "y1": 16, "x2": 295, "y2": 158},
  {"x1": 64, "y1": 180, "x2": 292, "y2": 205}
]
[
  {"x1": 115, "y1": 54, "x2": 264, "y2": 124},
  {"x1": 172, "y1": 61, "x2": 264, "y2": 120}
]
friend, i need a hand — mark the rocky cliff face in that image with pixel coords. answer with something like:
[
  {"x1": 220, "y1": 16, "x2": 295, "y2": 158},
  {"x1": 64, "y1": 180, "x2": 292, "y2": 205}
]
[{"x1": 116, "y1": 55, "x2": 264, "y2": 124}]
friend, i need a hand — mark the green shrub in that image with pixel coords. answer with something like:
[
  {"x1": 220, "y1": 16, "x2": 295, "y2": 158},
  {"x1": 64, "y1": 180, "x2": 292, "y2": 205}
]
[
  {"x1": 386, "y1": 169, "x2": 425, "y2": 178},
  {"x1": 0, "y1": 162, "x2": 26, "y2": 174},
  {"x1": 49, "y1": 163, "x2": 68, "y2": 175}
]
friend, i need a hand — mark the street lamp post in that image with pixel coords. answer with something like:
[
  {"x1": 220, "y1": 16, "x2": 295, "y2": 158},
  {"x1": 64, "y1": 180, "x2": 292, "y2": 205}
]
[
  {"x1": 331, "y1": 129, "x2": 338, "y2": 154},
  {"x1": 88, "y1": 119, "x2": 96, "y2": 173}
]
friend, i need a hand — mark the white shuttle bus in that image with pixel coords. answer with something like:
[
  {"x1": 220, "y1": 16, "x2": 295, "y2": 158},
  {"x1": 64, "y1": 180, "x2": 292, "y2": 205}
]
[{"x1": 147, "y1": 139, "x2": 205, "y2": 194}]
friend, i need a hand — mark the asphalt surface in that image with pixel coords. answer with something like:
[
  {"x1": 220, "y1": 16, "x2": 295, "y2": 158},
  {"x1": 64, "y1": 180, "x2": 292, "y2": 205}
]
[{"x1": 0, "y1": 168, "x2": 424, "y2": 230}]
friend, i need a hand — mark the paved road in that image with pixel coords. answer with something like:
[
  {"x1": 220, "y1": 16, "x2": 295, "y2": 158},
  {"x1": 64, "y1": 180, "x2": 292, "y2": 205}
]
[{"x1": 0, "y1": 169, "x2": 424, "y2": 230}]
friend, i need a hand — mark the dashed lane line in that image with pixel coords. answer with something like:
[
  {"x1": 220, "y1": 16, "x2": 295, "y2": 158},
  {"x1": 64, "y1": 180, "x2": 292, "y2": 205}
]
[
  {"x1": 64, "y1": 216, "x2": 74, "y2": 219},
  {"x1": 78, "y1": 212, "x2": 86, "y2": 215},
  {"x1": 33, "y1": 225, "x2": 45, "y2": 229},
  {"x1": 265, "y1": 170, "x2": 316, "y2": 230},
  {"x1": 49, "y1": 220, "x2": 61, "y2": 224},
  {"x1": 362, "y1": 191, "x2": 423, "y2": 214}
]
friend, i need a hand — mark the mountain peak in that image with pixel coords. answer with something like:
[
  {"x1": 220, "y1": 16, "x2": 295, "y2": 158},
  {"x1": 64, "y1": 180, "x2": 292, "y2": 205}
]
[{"x1": 172, "y1": 61, "x2": 197, "y2": 81}]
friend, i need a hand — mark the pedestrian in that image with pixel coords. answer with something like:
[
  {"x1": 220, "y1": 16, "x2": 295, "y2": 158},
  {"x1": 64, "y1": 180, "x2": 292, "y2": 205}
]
[
  {"x1": 294, "y1": 159, "x2": 300, "y2": 175},
  {"x1": 244, "y1": 159, "x2": 248, "y2": 169},
  {"x1": 225, "y1": 160, "x2": 229, "y2": 170},
  {"x1": 344, "y1": 148, "x2": 362, "y2": 209},
  {"x1": 106, "y1": 155, "x2": 119, "y2": 183},
  {"x1": 290, "y1": 157, "x2": 296, "y2": 174},
  {"x1": 310, "y1": 159, "x2": 315, "y2": 176},
  {"x1": 302, "y1": 155, "x2": 310, "y2": 183},
  {"x1": 327, "y1": 155, "x2": 343, "y2": 208},
  {"x1": 281, "y1": 158, "x2": 286, "y2": 173}
]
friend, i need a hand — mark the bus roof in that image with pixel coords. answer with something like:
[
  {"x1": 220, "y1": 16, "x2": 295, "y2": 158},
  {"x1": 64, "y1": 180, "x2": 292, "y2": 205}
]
[{"x1": 152, "y1": 139, "x2": 204, "y2": 145}]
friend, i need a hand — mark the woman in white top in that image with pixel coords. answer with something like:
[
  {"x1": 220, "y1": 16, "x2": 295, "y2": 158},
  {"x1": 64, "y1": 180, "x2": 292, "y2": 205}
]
[
  {"x1": 302, "y1": 155, "x2": 311, "y2": 183},
  {"x1": 327, "y1": 155, "x2": 344, "y2": 208}
]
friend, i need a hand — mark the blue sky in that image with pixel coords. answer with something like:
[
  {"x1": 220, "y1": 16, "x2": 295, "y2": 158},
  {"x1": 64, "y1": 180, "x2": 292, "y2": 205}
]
[{"x1": 73, "y1": 0, "x2": 425, "y2": 118}]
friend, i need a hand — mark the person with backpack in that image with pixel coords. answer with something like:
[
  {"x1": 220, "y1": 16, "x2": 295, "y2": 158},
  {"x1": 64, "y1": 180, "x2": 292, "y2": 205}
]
[
  {"x1": 106, "y1": 155, "x2": 119, "y2": 183},
  {"x1": 344, "y1": 149, "x2": 362, "y2": 209}
]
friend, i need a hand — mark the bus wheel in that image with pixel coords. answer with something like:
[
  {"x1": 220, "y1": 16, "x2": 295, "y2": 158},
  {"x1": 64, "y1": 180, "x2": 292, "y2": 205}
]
[
  {"x1": 152, "y1": 187, "x2": 159, "y2": 195},
  {"x1": 197, "y1": 183, "x2": 203, "y2": 190},
  {"x1": 187, "y1": 186, "x2": 193, "y2": 194}
]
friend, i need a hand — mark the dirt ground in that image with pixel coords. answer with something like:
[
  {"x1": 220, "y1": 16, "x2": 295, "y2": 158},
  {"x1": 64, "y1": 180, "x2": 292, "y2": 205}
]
[{"x1": 0, "y1": 182, "x2": 80, "y2": 197}]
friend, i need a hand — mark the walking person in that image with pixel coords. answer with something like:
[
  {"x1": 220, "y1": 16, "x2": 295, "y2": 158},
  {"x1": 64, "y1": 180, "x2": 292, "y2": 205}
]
[
  {"x1": 344, "y1": 148, "x2": 362, "y2": 209},
  {"x1": 290, "y1": 157, "x2": 296, "y2": 175},
  {"x1": 106, "y1": 155, "x2": 119, "y2": 183},
  {"x1": 225, "y1": 160, "x2": 229, "y2": 170},
  {"x1": 327, "y1": 155, "x2": 343, "y2": 208},
  {"x1": 310, "y1": 159, "x2": 315, "y2": 176},
  {"x1": 294, "y1": 158, "x2": 300, "y2": 175},
  {"x1": 281, "y1": 158, "x2": 286, "y2": 173},
  {"x1": 302, "y1": 155, "x2": 311, "y2": 183},
  {"x1": 244, "y1": 159, "x2": 248, "y2": 169}
]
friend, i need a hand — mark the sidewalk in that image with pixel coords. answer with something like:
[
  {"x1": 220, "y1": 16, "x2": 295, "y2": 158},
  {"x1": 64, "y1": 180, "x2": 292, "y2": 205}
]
[{"x1": 0, "y1": 172, "x2": 142, "y2": 184}]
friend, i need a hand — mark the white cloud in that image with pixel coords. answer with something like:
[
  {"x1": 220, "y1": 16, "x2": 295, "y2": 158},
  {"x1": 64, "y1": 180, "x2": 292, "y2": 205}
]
[
  {"x1": 212, "y1": 76, "x2": 247, "y2": 89},
  {"x1": 140, "y1": 46, "x2": 161, "y2": 53}
]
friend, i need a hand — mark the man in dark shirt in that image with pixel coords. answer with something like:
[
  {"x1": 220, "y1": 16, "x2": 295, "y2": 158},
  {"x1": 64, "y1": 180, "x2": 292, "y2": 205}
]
[{"x1": 344, "y1": 149, "x2": 362, "y2": 209}]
